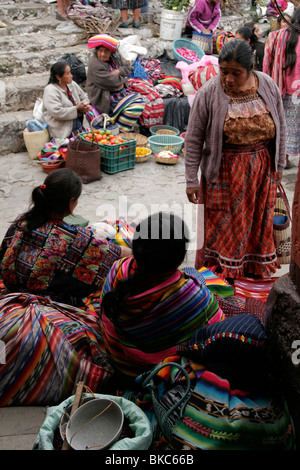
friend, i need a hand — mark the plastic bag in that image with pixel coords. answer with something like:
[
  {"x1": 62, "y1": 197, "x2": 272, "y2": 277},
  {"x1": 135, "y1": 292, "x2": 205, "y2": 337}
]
[
  {"x1": 57, "y1": 54, "x2": 86, "y2": 84},
  {"x1": 33, "y1": 393, "x2": 153, "y2": 451},
  {"x1": 33, "y1": 98, "x2": 44, "y2": 121},
  {"x1": 118, "y1": 35, "x2": 148, "y2": 62}
]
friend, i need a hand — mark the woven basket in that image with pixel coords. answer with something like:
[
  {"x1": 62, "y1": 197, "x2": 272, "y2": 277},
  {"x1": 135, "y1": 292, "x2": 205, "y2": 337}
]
[
  {"x1": 23, "y1": 127, "x2": 50, "y2": 160},
  {"x1": 136, "y1": 147, "x2": 151, "y2": 163},
  {"x1": 66, "y1": 139, "x2": 102, "y2": 184},
  {"x1": 150, "y1": 125, "x2": 180, "y2": 136},
  {"x1": 273, "y1": 183, "x2": 291, "y2": 265},
  {"x1": 154, "y1": 155, "x2": 179, "y2": 165},
  {"x1": 192, "y1": 31, "x2": 213, "y2": 54},
  {"x1": 148, "y1": 135, "x2": 184, "y2": 155},
  {"x1": 121, "y1": 133, "x2": 148, "y2": 147}
]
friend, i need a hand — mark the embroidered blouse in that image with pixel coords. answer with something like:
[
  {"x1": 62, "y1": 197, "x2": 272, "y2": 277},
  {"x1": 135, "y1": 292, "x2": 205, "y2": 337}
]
[
  {"x1": 0, "y1": 217, "x2": 121, "y2": 306},
  {"x1": 223, "y1": 77, "x2": 276, "y2": 145}
]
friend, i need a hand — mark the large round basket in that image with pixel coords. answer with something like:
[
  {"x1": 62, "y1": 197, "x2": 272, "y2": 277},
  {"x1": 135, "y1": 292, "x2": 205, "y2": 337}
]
[
  {"x1": 121, "y1": 132, "x2": 148, "y2": 147},
  {"x1": 148, "y1": 134, "x2": 184, "y2": 155},
  {"x1": 136, "y1": 147, "x2": 152, "y2": 163},
  {"x1": 173, "y1": 38, "x2": 205, "y2": 64},
  {"x1": 150, "y1": 125, "x2": 180, "y2": 136},
  {"x1": 154, "y1": 154, "x2": 179, "y2": 165}
]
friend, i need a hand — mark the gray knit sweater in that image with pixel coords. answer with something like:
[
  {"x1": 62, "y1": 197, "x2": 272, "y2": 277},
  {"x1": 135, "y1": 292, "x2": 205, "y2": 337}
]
[
  {"x1": 86, "y1": 52, "x2": 132, "y2": 115},
  {"x1": 185, "y1": 71, "x2": 287, "y2": 186}
]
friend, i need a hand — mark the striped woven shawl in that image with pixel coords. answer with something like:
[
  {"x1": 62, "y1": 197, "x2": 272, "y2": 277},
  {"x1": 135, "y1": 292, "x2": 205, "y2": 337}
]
[
  {"x1": 100, "y1": 257, "x2": 222, "y2": 377},
  {"x1": 263, "y1": 28, "x2": 290, "y2": 98}
]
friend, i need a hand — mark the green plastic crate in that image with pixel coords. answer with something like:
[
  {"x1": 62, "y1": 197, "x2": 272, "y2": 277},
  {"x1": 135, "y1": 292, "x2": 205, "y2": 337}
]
[{"x1": 100, "y1": 137, "x2": 136, "y2": 174}]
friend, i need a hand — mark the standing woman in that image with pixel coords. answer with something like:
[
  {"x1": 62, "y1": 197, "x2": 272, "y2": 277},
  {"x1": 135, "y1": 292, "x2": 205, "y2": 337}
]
[
  {"x1": 111, "y1": 0, "x2": 146, "y2": 29},
  {"x1": 263, "y1": 8, "x2": 300, "y2": 166},
  {"x1": 86, "y1": 34, "x2": 145, "y2": 133},
  {"x1": 185, "y1": 39, "x2": 286, "y2": 281},
  {"x1": 42, "y1": 61, "x2": 90, "y2": 140}
]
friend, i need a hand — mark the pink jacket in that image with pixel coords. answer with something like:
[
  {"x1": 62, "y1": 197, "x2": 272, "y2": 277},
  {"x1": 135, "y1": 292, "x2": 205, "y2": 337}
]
[{"x1": 186, "y1": 0, "x2": 221, "y2": 33}]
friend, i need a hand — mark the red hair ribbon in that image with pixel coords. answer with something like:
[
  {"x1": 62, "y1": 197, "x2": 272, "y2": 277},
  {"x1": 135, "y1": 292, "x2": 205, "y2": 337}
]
[{"x1": 40, "y1": 184, "x2": 46, "y2": 189}]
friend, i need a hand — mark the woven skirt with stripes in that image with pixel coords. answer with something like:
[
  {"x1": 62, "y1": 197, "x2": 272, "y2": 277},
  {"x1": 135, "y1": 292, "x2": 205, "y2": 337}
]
[
  {"x1": 195, "y1": 142, "x2": 280, "y2": 279},
  {"x1": 283, "y1": 93, "x2": 300, "y2": 157},
  {"x1": 110, "y1": 92, "x2": 145, "y2": 132}
]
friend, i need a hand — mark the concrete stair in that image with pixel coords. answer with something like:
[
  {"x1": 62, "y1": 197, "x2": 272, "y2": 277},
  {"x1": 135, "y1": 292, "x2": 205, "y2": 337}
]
[{"x1": 0, "y1": 1, "x2": 260, "y2": 157}]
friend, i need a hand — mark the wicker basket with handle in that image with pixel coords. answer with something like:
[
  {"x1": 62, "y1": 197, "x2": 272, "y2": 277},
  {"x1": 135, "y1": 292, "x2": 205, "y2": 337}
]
[{"x1": 66, "y1": 138, "x2": 102, "y2": 184}]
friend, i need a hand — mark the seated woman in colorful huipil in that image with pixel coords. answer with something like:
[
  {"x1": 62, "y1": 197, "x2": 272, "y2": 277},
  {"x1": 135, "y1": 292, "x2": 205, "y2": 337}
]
[
  {"x1": 100, "y1": 212, "x2": 223, "y2": 383},
  {"x1": 0, "y1": 168, "x2": 131, "y2": 307}
]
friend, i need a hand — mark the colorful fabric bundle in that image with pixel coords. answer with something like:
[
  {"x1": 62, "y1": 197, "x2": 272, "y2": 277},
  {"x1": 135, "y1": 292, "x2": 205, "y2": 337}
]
[
  {"x1": 157, "y1": 75, "x2": 182, "y2": 91},
  {"x1": 37, "y1": 139, "x2": 69, "y2": 161},
  {"x1": 212, "y1": 29, "x2": 235, "y2": 54},
  {"x1": 110, "y1": 92, "x2": 145, "y2": 133},
  {"x1": 233, "y1": 277, "x2": 277, "y2": 301},
  {"x1": 89, "y1": 217, "x2": 136, "y2": 249},
  {"x1": 141, "y1": 356, "x2": 295, "y2": 450},
  {"x1": 0, "y1": 293, "x2": 113, "y2": 406},
  {"x1": 267, "y1": 0, "x2": 288, "y2": 16},
  {"x1": 87, "y1": 34, "x2": 119, "y2": 51},
  {"x1": 184, "y1": 266, "x2": 234, "y2": 298},
  {"x1": 140, "y1": 58, "x2": 163, "y2": 83},
  {"x1": 177, "y1": 313, "x2": 270, "y2": 391},
  {"x1": 100, "y1": 257, "x2": 223, "y2": 378},
  {"x1": 130, "y1": 57, "x2": 149, "y2": 80},
  {"x1": 188, "y1": 64, "x2": 219, "y2": 91},
  {"x1": 127, "y1": 78, "x2": 164, "y2": 128}
]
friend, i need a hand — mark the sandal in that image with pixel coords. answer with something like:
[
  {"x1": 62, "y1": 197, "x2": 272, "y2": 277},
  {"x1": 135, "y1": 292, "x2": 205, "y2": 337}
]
[
  {"x1": 119, "y1": 22, "x2": 129, "y2": 28},
  {"x1": 56, "y1": 13, "x2": 67, "y2": 21},
  {"x1": 133, "y1": 22, "x2": 141, "y2": 28}
]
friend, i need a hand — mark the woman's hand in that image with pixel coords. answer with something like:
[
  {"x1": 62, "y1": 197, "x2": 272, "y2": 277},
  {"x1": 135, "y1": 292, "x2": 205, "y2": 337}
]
[
  {"x1": 111, "y1": 69, "x2": 120, "y2": 76},
  {"x1": 119, "y1": 246, "x2": 133, "y2": 258},
  {"x1": 186, "y1": 187, "x2": 201, "y2": 204},
  {"x1": 76, "y1": 102, "x2": 90, "y2": 114}
]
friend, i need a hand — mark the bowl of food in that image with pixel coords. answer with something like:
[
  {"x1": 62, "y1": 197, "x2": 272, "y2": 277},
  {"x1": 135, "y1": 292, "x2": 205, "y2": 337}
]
[{"x1": 135, "y1": 147, "x2": 152, "y2": 162}]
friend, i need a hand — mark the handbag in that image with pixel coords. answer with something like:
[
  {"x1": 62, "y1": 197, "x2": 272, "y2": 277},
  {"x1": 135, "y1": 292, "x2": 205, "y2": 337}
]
[
  {"x1": 273, "y1": 183, "x2": 292, "y2": 265},
  {"x1": 66, "y1": 136, "x2": 102, "y2": 184},
  {"x1": 141, "y1": 357, "x2": 295, "y2": 450},
  {"x1": 23, "y1": 121, "x2": 49, "y2": 160}
]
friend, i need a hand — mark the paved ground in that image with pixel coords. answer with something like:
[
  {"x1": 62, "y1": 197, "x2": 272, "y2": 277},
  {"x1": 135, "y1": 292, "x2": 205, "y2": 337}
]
[{"x1": 0, "y1": 149, "x2": 299, "y2": 450}]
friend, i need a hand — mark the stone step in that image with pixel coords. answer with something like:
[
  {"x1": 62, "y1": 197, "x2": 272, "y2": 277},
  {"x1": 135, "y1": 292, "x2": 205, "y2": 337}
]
[
  {"x1": 0, "y1": 109, "x2": 33, "y2": 155},
  {"x1": 0, "y1": 72, "x2": 49, "y2": 113},
  {"x1": 1, "y1": 1, "x2": 55, "y2": 23}
]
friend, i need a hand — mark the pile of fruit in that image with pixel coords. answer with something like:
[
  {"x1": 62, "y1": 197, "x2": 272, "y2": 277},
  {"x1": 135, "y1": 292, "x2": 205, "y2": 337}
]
[
  {"x1": 81, "y1": 130, "x2": 134, "y2": 146},
  {"x1": 135, "y1": 147, "x2": 151, "y2": 156}
]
